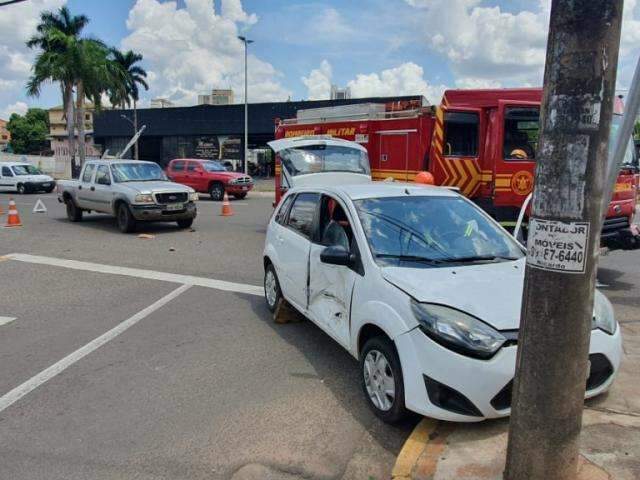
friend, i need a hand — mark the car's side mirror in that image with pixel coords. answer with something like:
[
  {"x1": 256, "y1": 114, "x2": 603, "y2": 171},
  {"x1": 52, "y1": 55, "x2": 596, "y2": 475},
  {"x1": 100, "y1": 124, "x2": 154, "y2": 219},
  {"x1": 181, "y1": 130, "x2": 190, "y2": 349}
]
[{"x1": 320, "y1": 245, "x2": 355, "y2": 267}]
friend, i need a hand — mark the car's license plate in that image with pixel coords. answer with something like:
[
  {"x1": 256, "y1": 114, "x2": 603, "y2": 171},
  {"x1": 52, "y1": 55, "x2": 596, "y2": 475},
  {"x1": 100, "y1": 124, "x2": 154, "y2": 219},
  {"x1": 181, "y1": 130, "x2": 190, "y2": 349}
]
[
  {"x1": 42, "y1": 183, "x2": 50, "y2": 187},
  {"x1": 165, "y1": 203, "x2": 183, "y2": 211},
  {"x1": 242, "y1": 186, "x2": 248, "y2": 191}
]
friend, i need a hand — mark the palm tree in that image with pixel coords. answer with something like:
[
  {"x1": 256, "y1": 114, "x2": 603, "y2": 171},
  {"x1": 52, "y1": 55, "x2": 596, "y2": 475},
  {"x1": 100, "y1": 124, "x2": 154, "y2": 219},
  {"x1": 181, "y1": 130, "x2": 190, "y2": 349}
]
[
  {"x1": 27, "y1": 7, "x2": 88, "y2": 176},
  {"x1": 109, "y1": 49, "x2": 148, "y2": 159}
]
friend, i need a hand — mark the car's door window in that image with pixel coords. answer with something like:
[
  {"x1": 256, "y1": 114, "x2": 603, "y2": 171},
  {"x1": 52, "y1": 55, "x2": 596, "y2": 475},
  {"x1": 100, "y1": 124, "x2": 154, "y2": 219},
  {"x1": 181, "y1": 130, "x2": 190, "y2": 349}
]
[
  {"x1": 287, "y1": 193, "x2": 320, "y2": 238},
  {"x1": 503, "y1": 107, "x2": 539, "y2": 160},
  {"x1": 187, "y1": 162, "x2": 197, "y2": 172},
  {"x1": 2, "y1": 166, "x2": 13, "y2": 177},
  {"x1": 275, "y1": 195, "x2": 294, "y2": 225},
  {"x1": 95, "y1": 165, "x2": 111, "y2": 185},
  {"x1": 172, "y1": 161, "x2": 185, "y2": 172},
  {"x1": 318, "y1": 195, "x2": 352, "y2": 250},
  {"x1": 444, "y1": 112, "x2": 479, "y2": 157},
  {"x1": 82, "y1": 164, "x2": 96, "y2": 183}
]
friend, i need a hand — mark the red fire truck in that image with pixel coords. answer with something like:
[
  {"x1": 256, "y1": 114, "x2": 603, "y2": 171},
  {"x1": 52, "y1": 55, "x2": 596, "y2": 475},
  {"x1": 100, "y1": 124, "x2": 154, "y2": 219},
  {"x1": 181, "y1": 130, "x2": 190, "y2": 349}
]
[{"x1": 274, "y1": 89, "x2": 639, "y2": 249}]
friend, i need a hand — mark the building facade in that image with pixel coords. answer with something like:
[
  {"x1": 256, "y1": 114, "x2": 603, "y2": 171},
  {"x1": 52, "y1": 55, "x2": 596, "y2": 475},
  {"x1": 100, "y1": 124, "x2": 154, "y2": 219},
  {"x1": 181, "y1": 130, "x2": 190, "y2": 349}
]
[
  {"x1": 198, "y1": 89, "x2": 235, "y2": 106},
  {"x1": 0, "y1": 119, "x2": 10, "y2": 151},
  {"x1": 93, "y1": 95, "x2": 425, "y2": 167},
  {"x1": 150, "y1": 98, "x2": 175, "y2": 108},
  {"x1": 48, "y1": 103, "x2": 101, "y2": 159}
]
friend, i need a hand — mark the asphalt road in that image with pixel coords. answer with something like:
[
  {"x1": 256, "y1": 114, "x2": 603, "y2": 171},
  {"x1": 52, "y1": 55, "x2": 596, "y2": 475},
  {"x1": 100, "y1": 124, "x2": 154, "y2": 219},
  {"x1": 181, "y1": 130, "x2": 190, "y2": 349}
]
[{"x1": 0, "y1": 192, "x2": 415, "y2": 480}]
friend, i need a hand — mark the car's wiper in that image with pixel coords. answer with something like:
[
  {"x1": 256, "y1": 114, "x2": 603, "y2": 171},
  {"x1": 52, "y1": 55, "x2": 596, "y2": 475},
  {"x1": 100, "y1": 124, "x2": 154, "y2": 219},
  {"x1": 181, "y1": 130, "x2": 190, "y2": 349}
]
[
  {"x1": 375, "y1": 254, "x2": 443, "y2": 265},
  {"x1": 437, "y1": 255, "x2": 520, "y2": 264}
]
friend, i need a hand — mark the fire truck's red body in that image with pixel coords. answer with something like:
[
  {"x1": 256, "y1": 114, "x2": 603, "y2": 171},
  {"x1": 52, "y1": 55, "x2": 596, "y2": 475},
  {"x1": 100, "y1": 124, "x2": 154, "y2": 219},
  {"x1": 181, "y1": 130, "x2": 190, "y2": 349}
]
[{"x1": 274, "y1": 88, "x2": 639, "y2": 249}]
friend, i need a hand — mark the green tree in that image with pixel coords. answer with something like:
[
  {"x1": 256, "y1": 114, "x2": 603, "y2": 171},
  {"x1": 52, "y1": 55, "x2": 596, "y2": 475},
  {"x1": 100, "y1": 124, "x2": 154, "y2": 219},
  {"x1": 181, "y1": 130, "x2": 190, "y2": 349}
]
[
  {"x1": 6, "y1": 109, "x2": 50, "y2": 154},
  {"x1": 108, "y1": 49, "x2": 148, "y2": 159}
]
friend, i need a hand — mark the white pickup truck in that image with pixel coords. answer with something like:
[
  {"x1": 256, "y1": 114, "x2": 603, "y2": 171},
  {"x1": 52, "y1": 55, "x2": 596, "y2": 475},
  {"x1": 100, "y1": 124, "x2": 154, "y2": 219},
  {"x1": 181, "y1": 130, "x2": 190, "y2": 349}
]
[{"x1": 57, "y1": 159, "x2": 198, "y2": 233}]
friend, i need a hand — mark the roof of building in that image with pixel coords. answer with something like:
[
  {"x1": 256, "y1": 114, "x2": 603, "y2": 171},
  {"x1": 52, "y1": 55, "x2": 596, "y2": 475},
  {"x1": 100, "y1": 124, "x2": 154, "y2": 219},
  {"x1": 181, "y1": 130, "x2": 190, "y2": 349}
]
[{"x1": 93, "y1": 96, "x2": 425, "y2": 138}]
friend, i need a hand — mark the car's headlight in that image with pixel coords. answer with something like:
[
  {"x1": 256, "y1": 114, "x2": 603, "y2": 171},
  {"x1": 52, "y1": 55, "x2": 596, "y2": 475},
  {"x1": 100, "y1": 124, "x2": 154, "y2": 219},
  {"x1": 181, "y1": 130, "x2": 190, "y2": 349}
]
[
  {"x1": 135, "y1": 194, "x2": 155, "y2": 204},
  {"x1": 411, "y1": 300, "x2": 507, "y2": 359},
  {"x1": 189, "y1": 192, "x2": 198, "y2": 201},
  {"x1": 592, "y1": 292, "x2": 616, "y2": 335}
]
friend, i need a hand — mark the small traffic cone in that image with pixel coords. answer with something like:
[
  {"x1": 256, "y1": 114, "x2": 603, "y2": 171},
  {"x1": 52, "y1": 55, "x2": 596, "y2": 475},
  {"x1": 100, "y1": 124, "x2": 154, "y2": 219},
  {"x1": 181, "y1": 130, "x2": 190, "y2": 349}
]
[
  {"x1": 5, "y1": 198, "x2": 22, "y2": 228},
  {"x1": 220, "y1": 191, "x2": 234, "y2": 217}
]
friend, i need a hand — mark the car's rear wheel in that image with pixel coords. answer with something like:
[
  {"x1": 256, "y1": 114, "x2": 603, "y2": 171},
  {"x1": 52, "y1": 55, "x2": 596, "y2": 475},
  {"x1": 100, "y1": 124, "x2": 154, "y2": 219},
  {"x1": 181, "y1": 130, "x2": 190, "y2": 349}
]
[
  {"x1": 209, "y1": 182, "x2": 225, "y2": 201},
  {"x1": 264, "y1": 263, "x2": 282, "y2": 313},
  {"x1": 117, "y1": 203, "x2": 137, "y2": 233},
  {"x1": 177, "y1": 218, "x2": 193, "y2": 229},
  {"x1": 65, "y1": 198, "x2": 83, "y2": 222},
  {"x1": 361, "y1": 336, "x2": 407, "y2": 423}
]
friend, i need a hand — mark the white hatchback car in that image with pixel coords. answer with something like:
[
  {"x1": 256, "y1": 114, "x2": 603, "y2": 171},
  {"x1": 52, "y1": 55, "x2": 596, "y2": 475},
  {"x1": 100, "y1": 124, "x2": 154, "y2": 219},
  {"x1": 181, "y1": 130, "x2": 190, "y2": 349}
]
[{"x1": 263, "y1": 183, "x2": 622, "y2": 423}]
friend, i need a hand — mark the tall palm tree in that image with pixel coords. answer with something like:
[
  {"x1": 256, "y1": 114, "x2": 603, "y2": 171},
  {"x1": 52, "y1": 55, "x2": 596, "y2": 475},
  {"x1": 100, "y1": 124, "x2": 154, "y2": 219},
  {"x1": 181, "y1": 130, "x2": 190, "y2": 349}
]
[
  {"x1": 27, "y1": 7, "x2": 88, "y2": 176},
  {"x1": 109, "y1": 49, "x2": 148, "y2": 159}
]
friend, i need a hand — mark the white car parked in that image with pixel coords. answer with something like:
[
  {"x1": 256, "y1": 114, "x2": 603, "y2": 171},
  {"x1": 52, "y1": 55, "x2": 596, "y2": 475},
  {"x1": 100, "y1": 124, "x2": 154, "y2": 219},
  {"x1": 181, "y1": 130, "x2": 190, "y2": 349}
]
[
  {"x1": 0, "y1": 162, "x2": 56, "y2": 194},
  {"x1": 263, "y1": 182, "x2": 622, "y2": 422}
]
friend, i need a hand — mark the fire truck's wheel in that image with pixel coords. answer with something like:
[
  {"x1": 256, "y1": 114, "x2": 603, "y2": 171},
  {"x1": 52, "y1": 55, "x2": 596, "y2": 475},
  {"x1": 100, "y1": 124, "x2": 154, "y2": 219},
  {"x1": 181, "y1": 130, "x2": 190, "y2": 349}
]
[{"x1": 209, "y1": 182, "x2": 225, "y2": 201}]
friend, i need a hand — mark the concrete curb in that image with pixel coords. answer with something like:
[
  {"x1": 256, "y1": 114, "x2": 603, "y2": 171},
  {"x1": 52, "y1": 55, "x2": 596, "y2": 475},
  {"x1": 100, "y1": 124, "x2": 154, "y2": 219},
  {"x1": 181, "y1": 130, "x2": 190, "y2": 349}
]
[{"x1": 391, "y1": 419, "x2": 438, "y2": 479}]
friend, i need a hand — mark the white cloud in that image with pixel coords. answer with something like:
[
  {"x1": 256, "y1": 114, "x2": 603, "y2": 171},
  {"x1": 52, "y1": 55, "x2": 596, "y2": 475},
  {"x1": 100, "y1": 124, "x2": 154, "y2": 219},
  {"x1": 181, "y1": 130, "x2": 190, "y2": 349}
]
[
  {"x1": 302, "y1": 61, "x2": 447, "y2": 103},
  {"x1": 0, "y1": 0, "x2": 67, "y2": 110},
  {"x1": 301, "y1": 60, "x2": 333, "y2": 100},
  {"x1": 122, "y1": 0, "x2": 290, "y2": 105},
  {"x1": 0, "y1": 101, "x2": 29, "y2": 120}
]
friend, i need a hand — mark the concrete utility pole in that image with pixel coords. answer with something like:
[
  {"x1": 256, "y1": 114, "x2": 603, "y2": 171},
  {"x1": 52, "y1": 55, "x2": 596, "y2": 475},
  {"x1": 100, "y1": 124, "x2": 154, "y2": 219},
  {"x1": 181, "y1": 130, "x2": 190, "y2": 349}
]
[
  {"x1": 238, "y1": 35, "x2": 253, "y2": 175},
  {"x1": 505, "y1": 1, "x2": 623, "y2": 480}
]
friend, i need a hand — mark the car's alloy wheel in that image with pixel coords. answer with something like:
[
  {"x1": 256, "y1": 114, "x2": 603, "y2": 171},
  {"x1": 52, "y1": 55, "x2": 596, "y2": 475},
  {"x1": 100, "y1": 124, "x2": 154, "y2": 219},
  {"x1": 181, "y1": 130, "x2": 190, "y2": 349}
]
[
  {"x1": 264, "y1": 264, "x2": 281, "y2": 312},
  {"x1": 117, "y1": 203, "x2": 136, "y2": 233},
  {"x1": 363, "y1": 350, "x2": 395, "y2": 411},
  {"x1": 17, "y1": 183, "x2": 26, "y2": 194},
  {"x1": 209, "y1": 183, "x2": 225, "y2": 201},
  {"x1": 360, "y1": 336, "x2": 407, "y2": 423}
]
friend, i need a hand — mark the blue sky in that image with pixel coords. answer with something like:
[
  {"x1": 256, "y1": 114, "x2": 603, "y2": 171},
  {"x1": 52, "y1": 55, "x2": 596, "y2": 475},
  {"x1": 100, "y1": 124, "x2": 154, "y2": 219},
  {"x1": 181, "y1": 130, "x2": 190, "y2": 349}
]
[{"x1": 1, "y1": 0, "x2": 639, "y2": 118}]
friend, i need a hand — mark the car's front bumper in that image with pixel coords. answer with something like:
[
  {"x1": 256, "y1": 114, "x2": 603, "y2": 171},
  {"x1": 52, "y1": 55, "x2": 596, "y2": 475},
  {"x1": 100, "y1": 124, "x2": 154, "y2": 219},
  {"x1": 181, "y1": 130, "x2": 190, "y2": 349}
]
[
  {"x1": 226, "y1": 184, "x2": 254, "y2": 194},
  {"x1": 24, "y1": 180, "x2": 56, "y2": 192},
  {"x1": 130, "y1": 201, "x2": 197, "y2": 221},
  {"x1": 395, "y1": 325, "x2": 622, "y2": 422}
]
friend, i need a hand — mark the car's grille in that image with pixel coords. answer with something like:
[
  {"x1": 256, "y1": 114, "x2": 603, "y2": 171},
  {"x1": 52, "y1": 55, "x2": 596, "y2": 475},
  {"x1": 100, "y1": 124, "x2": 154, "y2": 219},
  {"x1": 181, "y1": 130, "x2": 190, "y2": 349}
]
[
  {"x1": 489, "y1": 353, "x2": 615, "y2": 411},
  {"x1": 155, "y1": 192, "x2": 188, "y2": 204},
  {"x1": 232, "y1": 176, "x2": 252, "y2": 185},
  {"x1": 602, "y1": 216, "x2": 630, "y2": 233}
]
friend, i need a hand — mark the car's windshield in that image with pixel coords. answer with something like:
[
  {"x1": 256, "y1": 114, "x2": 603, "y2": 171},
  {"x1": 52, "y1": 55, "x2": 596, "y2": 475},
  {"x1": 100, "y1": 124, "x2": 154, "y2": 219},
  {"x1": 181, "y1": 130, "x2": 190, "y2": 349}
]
[
  {"x1": 610, "y1": 114, "x2": 637, "y2": 167},
  {"x1": 279, "y1": 144, "x2": 370, "y2": 177},
  {"x1": 354, "y1": 195, "x2": 524, "y2": 267},
  {"x1": 12, "y1": 164, "x2": 42, "y2": 175},
  {"x1": 202, "y1": 161, "x2": 227, "y2": 172},
  {"x1": 110, "y1": 162, "x2": 166, "y2": 182}
]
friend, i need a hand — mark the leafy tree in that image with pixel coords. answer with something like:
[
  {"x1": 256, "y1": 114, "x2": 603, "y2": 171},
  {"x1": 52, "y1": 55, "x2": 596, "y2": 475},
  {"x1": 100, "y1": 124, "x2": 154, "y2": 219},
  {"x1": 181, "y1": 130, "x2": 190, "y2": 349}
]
[{"x1": 6, "y1": 109, "x2": 50, "y2": 154}]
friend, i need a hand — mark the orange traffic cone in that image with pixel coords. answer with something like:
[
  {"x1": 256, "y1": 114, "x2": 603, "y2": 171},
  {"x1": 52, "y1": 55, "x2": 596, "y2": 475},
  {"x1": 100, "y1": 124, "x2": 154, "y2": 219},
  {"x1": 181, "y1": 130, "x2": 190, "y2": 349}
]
[
  {"x1": 5, "y1": 198, "x2": 22, "y2": 227},
  {"x1": 220, "y1": 191, "x2": 234, "y2": 217}
]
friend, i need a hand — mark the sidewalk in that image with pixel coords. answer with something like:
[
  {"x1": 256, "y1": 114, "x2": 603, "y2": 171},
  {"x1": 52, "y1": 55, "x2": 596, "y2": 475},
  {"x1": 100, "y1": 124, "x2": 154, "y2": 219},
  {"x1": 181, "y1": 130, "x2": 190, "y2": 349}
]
[{"x1": 393, "y1": 321, "x2": 640, "y2": 480}]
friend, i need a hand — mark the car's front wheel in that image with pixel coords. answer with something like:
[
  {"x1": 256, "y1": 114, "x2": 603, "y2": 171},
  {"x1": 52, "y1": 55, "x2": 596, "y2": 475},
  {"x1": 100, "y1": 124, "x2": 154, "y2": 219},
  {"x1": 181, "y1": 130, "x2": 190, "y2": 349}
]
[
  {"x1": 361, "y1": 336, "x2": 407, "y2": 423},
  {"x1": 117, "y1": 203, "x2": 137, "y2": 233},
  {"x1": 177, "y1": 218, "x2": 193, "y2": 229},
  {"x1": 264, "y1": 263, "x2": 282, "y2": 313},
  {"x1": 16, "y1": 183, "x2": 26, "y2": 194},
  {"x1": 233, "y1": 193, "x2": 247, "y2": 200}
]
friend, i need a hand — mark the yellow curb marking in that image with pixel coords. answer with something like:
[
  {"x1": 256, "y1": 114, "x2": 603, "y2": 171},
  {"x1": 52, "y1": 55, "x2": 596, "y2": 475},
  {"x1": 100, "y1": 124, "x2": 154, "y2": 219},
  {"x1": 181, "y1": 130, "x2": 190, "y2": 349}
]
[{"x1": 392, "y1": 418, "x2": 439, "y2": 479}]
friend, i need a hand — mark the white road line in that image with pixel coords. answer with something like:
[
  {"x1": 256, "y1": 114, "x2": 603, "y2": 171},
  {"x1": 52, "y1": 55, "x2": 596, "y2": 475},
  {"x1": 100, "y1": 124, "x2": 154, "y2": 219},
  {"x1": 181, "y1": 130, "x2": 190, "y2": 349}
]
[
  {"x1": 5, "y1": 253, "x2": 263, "y2": 297},
  {"x1": 0, "y1": 284, "x2": 191, "y2": 414},
  {"x1": 0, "y1": 316, "x2": 17, "y2": 327}
]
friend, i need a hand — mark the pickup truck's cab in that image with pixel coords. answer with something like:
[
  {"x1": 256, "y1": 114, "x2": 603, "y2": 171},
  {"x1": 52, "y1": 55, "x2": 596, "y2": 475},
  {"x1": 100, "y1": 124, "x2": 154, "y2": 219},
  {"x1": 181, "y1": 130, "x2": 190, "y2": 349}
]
[
  {"x1": 58, "y1": 160, "x2": 198, "y2": 233},
  {"x1": 166, "y1": 158, "x2": 253, "y2": 201},
  {"x1": 0, "y1": 162, "x2": 56, "y2": 194}
]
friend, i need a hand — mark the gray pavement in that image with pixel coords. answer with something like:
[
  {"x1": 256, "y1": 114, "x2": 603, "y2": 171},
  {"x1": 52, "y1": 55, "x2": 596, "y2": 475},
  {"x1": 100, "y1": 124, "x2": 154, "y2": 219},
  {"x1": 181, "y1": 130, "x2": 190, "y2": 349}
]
[{"x1": 0, "y1": 192, "x2": 413, "y2": 480}]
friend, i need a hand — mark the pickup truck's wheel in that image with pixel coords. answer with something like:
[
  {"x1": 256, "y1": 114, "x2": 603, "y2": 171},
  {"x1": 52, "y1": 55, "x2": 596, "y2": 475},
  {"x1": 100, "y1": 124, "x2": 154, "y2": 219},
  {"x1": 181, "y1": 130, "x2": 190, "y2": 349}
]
[
  {"x1": 65, "y1": 198, "x2": 83, "y2": 222},
  {"x1": 264, "y1": 263, "x2": 282, "y2": 313},
  {"x1": 360, "y1": 336, "x2": 407, "y2": 424},
  {"x1": 233, "y1": 193, "x2": 247, "y2": 200},
  {"x1": 177, "y1": 218, "x2": 193, "y2": 229},
  {"x1": 16, "y1": 183, "x2": 26, "y2": 195},
  {"x1": 117, "y1": 203, "x2": 137, "y2": 233},
  {"x1": 209, "y1": 182, "x2": 225, "y2": 201}
]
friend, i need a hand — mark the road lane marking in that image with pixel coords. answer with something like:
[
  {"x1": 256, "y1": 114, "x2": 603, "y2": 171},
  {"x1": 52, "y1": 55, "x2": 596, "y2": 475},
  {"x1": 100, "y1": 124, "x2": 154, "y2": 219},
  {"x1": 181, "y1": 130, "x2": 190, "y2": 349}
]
[
  {"x1": 0, "y1": 316, "x2": 17, "y2": 327},
  {"x1": 5, "y1": 253, "x2": 263, "y2": 297},
  {"x1": 0, "y1": 284, "x2": 191, "y2": 414}
]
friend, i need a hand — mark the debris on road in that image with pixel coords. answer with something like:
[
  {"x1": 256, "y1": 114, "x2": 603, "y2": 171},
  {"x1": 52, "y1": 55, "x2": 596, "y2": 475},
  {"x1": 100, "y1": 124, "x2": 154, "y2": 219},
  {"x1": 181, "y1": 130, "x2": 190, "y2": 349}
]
[{"x1": 137, "y1": 233, "x2": 155, "y2": 240}]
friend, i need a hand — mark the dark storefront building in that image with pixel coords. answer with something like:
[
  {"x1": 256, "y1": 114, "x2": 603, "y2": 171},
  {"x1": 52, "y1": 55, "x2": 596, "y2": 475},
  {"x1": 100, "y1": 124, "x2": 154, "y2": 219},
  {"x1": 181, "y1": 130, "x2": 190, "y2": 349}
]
[{"x1": 93, "y1": 96, "x2": 424, "y2": 168}]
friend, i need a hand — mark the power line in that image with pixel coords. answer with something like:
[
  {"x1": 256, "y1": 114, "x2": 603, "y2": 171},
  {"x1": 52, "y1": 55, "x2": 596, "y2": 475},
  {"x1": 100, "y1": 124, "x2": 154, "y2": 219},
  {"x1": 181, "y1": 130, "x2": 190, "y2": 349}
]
[{"x1": 0, "y1": 0, "x2": 29, "y2": 6}]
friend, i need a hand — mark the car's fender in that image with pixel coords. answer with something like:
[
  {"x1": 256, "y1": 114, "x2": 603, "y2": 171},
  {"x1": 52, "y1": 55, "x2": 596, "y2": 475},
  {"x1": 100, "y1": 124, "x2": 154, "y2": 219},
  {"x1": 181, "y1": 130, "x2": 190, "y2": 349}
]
[{"x1": 350, "y1": 299, "x2": 413, "y2": 358}]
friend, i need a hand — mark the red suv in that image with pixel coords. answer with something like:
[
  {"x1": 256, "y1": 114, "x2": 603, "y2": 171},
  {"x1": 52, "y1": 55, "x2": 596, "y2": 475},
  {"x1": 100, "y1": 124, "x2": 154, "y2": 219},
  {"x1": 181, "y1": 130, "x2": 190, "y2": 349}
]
[{"x1": 166, "y1": 159, "x2": 254, "y2": 201}]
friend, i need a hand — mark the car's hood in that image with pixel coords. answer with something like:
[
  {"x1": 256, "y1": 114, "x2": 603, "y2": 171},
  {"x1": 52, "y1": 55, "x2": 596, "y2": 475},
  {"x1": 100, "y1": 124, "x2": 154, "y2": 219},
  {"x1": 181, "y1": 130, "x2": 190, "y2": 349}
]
[
  {"x1": 290, "y1": 172, "x2": 371, "y2": 188},
  {"x1": 19, "y1": 174, "x2": 53, "y2": 182},
  {"x1": 120, "y1": 181, "x2": 193, "y2": 193},
  {"x1": 381, "y1": 258, "x2": 526, "y2": 330}
]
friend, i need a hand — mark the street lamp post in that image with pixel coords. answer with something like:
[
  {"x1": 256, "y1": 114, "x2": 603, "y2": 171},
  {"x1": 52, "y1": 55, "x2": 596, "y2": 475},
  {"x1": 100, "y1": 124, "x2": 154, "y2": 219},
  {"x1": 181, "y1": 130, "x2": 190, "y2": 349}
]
[
  {"x1": 120, "y1": 114, "x2": 136, "y2": 158},
  {"x1": 238, "y1": 35, "x2": 253, "y2": 175}
]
